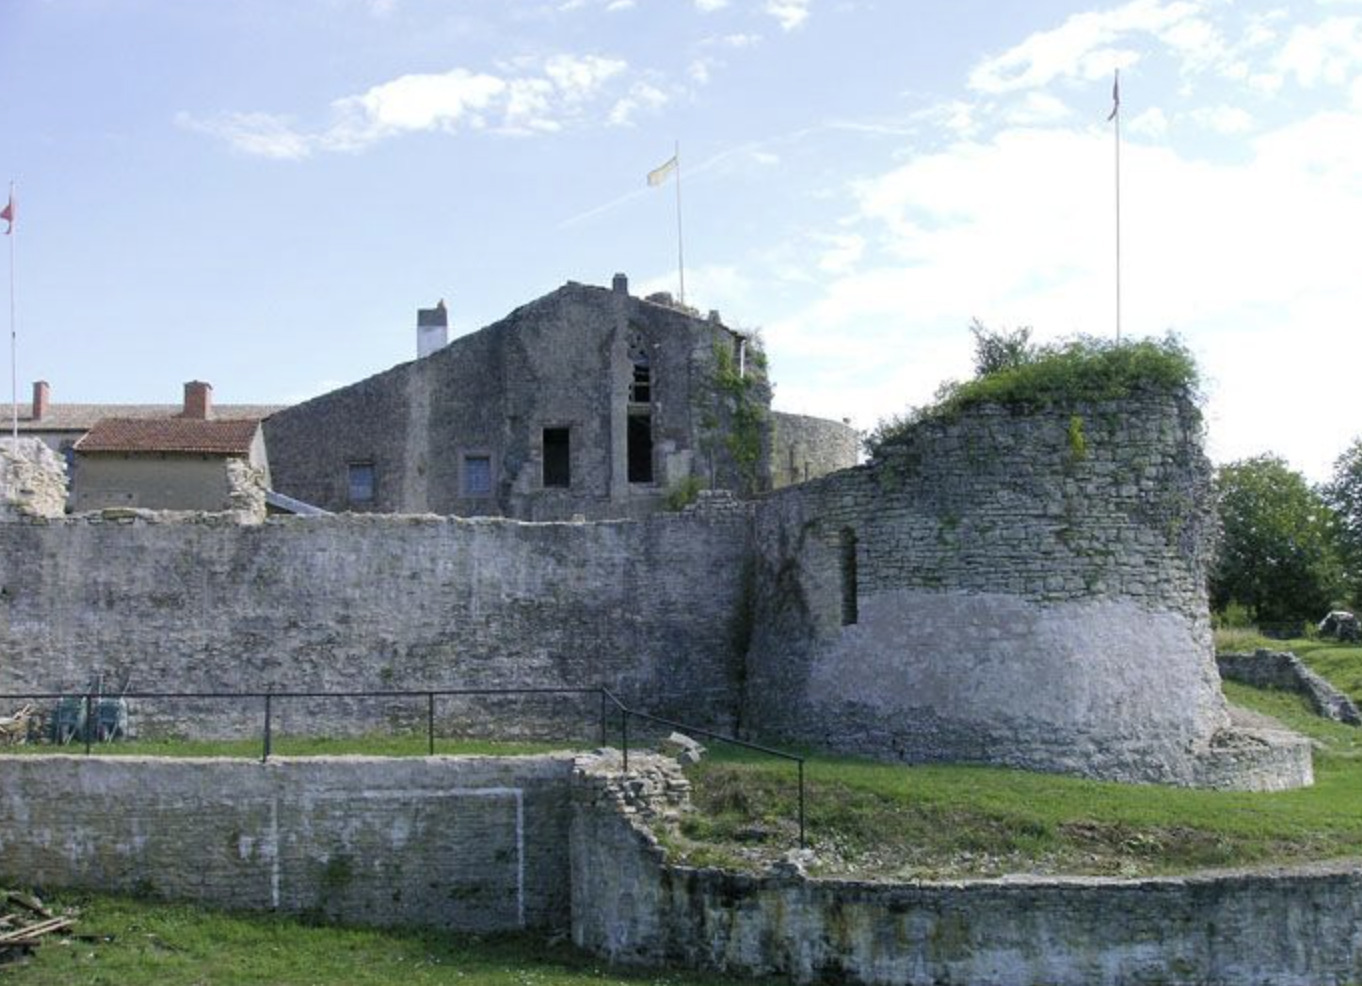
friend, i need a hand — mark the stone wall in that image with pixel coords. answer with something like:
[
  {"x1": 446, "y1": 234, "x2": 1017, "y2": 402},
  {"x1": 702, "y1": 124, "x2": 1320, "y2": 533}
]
[
  {"x1": 745, "y1": 394, "x2": 1308, "y2": 787},
  {"x1": 1219, "y1": 649, "x2": 1362, "y2": 725},
  {"x1": 0, "y1": 754, "x2": 574, "y2": 931},
  {"x1": 769, "y1": 411, "x2": 859, "y2": 489},
  {"x1": 263, "y1": 280, "x2": 778, "y2": 521},
  {"x1": 570, "y1": 752, "x2": 1362, "y2": 986},
  {"x1": 0, "y1": 438, "x2": 67, "y2": 519},
  {"x1": 0, "y1": 496, "x2": 752, "y2": 738}
]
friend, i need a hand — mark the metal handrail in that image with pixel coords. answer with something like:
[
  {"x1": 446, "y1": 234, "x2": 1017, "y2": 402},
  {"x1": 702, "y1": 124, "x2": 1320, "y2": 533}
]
[{"x1": 0, "y1": 684, "x2": 809, "y2": 847}]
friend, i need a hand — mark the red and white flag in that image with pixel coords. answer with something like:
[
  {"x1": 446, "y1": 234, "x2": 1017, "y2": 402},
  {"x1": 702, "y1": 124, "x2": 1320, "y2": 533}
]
[{"x1": 0, "y1": 191, "x2": 12, "y2": 235}]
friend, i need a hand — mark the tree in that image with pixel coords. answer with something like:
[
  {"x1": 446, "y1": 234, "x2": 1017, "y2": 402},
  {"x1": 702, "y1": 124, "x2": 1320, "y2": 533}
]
[
  {"x1": 1322, "y1": 437, "x2": 1362, "y2": 604},
  {"x1": 968, "y1": 318, "x2": 1034, "y2": 376},
  {"x1": 1212, "y1": 455, "x2": 1345, "y2": 629}
]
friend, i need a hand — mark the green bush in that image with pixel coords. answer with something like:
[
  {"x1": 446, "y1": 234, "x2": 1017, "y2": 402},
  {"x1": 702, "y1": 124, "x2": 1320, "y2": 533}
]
[{"x1": 866, "y1": 331, "x2": 1200, "y2": 458}]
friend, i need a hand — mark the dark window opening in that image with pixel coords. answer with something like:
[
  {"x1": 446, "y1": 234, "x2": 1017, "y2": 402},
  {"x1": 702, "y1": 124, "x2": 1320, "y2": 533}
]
[
  {"x1": 628, "y1": 414, "x2": 654, "y2": 483},
  {"x1": 543, "y1": 428, "x2": 570, "y2": 488},
  {"x1": 630, "y1": 358, "x2": 651, "y2": 404},
  {"x1": 348, "y1": 462, "x2": 375, "y2": 503},
  {"x1": 464, "y1": 455, "x2": 492, "y2": 496},
  {"x1": 840, "y1": 527, "x2": 859, "y2": 626}
]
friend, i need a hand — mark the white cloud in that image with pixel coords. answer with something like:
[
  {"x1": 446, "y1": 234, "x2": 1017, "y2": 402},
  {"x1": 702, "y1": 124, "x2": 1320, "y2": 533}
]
[
  {"x1": 1128, "y1": 105, "x2": 1168, "y2": 137},
  {"x1": 711, "y1": 32, "x2": 762, "y2": 48},
  {"x1": 175, "y1": 111, "x2": 314, "y2": 161},
  {"x1": 1269, "y1": 16, "x2": 1362, "y2": 89},
  {"x1": 333, "y1": 68, "x2": 507, "y2": 139},
  {"x1": 609, "y1": 82, "x2": 670, "y2": 125},
  {"x1": 1187, "y1": 104, "x2": 1255, "y2": 134},
  {"x1": 1005, "y1": 92, "x2": 1073, "y2": 126},
  {"x1": 183, "y1": 54, "x2": 638, "y2": 156},
  {"x1": 969, "y1": 0, "x2": 1197, "y2": 94},
  {"x1": 695, "y1": 0, "x2": 729, "y2": 10},
  {"x1": 816, "y1": 233, "x2": 865, "y2": 274},
  {"x1": 764, "y1": 0, "x2": 811, "y2": 31}
]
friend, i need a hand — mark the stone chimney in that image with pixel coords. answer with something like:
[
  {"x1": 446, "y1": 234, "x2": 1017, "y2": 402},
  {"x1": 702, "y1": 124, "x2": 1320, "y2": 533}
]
[
  {"x1": 612, "y1": 272, "x2": 629, "y2": 295},
  {"x1": 183, "y1": 381, "x2": 212, "y2": 420},
  {"x1": 31, "y1": 381, "x2": 49, "y2": 421},
  {"x1": 417, "y1": 299, "x2": 448, "y2": 359}
]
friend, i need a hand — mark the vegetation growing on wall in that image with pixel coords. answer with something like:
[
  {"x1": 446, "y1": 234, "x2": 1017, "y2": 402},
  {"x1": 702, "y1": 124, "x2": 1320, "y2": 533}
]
[
  {"x1": 865, "y1": 327, "x2": 1200, "y2": 458},
  {"x1": 699, "y1": 337, "x2": 768, "y2": 495}
]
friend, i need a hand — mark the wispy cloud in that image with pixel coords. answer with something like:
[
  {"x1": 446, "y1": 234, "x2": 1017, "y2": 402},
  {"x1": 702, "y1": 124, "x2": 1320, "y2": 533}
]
[
  {"x1": 181, "y1": 54, "x2": 635, "y2": 157},
  {"x1": 764, "y1": 0, "x2": 811, "y2": 32}
]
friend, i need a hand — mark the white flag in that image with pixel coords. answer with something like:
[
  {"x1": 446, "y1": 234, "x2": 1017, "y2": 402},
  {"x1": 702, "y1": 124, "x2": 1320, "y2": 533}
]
[{"x1": 647, "y1": 155, "x2": 678, "y2": 187}]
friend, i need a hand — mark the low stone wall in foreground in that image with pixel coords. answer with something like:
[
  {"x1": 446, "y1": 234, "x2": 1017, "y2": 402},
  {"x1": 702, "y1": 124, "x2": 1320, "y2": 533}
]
[
  {"x1": 0, "y1": 754, "x2": 576, "y2": 931},
  {"x1": 572, "y1": 751, "x2": 1362, "y2": 986}
]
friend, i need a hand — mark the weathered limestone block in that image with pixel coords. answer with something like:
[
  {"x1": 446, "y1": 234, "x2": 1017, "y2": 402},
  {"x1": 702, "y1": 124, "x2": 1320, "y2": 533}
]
[{"x1": 0, "y1": 438, "x2": 67, "y2": 519}]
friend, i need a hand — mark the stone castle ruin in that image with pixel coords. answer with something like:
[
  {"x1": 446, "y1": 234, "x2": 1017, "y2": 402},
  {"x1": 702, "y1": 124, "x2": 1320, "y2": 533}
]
[{"x1": 0, "y1": 277, "x2": 1313, "y2": 789}]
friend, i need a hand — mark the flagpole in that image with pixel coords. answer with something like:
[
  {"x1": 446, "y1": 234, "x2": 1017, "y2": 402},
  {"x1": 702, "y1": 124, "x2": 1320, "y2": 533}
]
[
  {"x1": 7, "y1": 181, "x2": 15, "y2": 443},
  {"x1": 674, "y1": 140, "x2": 686, "y2": 308},
  {"x1": 1112, "y1": 71, "x2": 1122, "y2": 344}
]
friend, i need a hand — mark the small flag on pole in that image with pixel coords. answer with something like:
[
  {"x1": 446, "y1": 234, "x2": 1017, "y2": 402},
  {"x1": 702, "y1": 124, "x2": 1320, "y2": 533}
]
[
  {"x1": 0, "y1": 192, "x2": 12, "y2": 235},
  {"x1": 1107, "y1": 70, "x2": 1120, "y2": 121},
  {"x1": 647, "y1": 154, "x2": 678, "y2": 187}
]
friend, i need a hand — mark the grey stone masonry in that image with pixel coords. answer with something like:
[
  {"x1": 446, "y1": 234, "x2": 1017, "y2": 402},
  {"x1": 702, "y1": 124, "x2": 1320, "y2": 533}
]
[
  {"x1": 263, "y1": 279, "x2": 821, "y2": 520},
  {"x1": 1219, "y1": 649, "x2": 1362, "y2": 725},
  {"x1": 0, "y1": 437, "x2": 67, "y2": 519},
  {"x1": 570, "y1": 751, "x2": 1362, "y2": 986},
  {"x1": 0, "y1": 754, "x2": 576, "y2": 931},
  {"x1": 769, "y1": 410, "x2": 859, "y2": 490},
  {"x1": 0, "y1": 495, "x2": 753, "y2": 739},
  {"x1": 745, "y1": 393, "x2": 1309, "y2": 787}
]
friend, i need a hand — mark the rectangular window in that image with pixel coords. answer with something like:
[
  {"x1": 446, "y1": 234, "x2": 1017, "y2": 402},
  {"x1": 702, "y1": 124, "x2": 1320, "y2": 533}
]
[
  {"x1": 543, "y1": 428, "x2": 570, "y2": 488},
  {"x1": 464, "y1": 455, "x2": 492, "y2": 497},
  {"x1": 348, "y1": 462, "x2": 375, "y2": 503},
  {"x1": 628, "y1": 414, "x2": 654, "y2": 484}
]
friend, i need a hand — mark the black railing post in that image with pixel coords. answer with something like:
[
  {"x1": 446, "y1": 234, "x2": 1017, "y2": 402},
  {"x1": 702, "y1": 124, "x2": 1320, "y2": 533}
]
[
  {"x1": 620, "y1": 706, "x2": 629, "y2": 772},
  {"x1": 427, "y1": 692, "x2": 435, "y2": 756},
  {"x1": 83, "y1": 693, "x2": 93, "y2": 755},
  {"x1": 599, "y1": 689, "x2": 607, "y2": 747},
  {"x1": 798, "y1": 758, "x2": 806, "y2": 848},
  {"x1": 262, "y1": 688, "x2": 273, "y2": 763}
]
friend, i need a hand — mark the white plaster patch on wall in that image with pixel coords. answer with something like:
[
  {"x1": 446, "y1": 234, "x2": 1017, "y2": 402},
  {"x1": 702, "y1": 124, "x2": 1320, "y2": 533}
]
[{"x1": 808, "y1": 591, "x2": 1228, "y2": 754}]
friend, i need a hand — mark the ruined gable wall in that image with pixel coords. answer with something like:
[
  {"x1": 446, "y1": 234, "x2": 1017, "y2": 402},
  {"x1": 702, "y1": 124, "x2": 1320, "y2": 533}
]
[
  {"x1": 0, "y1": 498, "x2": 752, "y2": 736},
  {"x1": 745, "y1": 393, "x2": 1257, "y2": 785}
]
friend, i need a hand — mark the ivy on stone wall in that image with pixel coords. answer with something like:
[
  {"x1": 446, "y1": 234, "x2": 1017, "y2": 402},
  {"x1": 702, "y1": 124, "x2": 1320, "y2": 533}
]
[{"x1": 700, "y1": 339, "x2": 768, "y2": 495}]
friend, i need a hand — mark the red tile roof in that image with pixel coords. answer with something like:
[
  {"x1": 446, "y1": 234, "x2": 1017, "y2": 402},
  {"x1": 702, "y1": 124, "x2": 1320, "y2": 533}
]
[{"x1": 75, "y1": 418, "x2": 262, "y2": 455}]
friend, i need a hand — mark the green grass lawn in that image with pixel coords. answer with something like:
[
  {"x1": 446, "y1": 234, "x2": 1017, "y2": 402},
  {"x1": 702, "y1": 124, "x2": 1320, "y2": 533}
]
[
  {"x1": 674, "y1": 652, "x2": 1362, "y2": 879},
  {"x1": 2, "y1": 894, "x2": 763, "y2": 986}
]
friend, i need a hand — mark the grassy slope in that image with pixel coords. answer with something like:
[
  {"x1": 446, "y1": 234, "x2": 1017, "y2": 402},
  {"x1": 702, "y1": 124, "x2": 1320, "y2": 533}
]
[
  {"x1": 676, "y1": 641, "x2": 1362, "y2": 879},
  {"x1": 4, "y1": 895, "x2": 761, "y2": 986}
]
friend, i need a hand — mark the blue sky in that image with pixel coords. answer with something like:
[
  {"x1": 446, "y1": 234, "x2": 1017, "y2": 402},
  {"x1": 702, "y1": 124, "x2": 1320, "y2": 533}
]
[{"x1": 3, "y1": 0, "x2": 1360, "y2": 479}]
